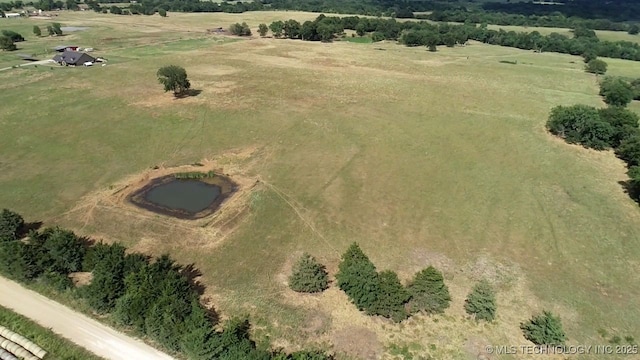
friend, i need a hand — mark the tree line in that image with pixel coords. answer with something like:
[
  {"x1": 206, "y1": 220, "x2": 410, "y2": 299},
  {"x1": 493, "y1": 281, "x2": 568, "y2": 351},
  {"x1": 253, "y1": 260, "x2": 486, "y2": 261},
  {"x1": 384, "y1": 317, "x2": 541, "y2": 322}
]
[
  {"x1": 0, "y1": 210, "x2": 332, "y2": 359},
  {"x1": 0, "y1": 25, "x2": 62, "y2": 52},
  {"x1": 425, "y1": 9, "x2": 638, "y2": 33},
  {"x1": 265, "y1": 15, "x2": 640, "y2": 61},
  {"x1": 482, "y1": 0, "x2": 640, "y2": 23},
  {"x1": 547, "y1": 75, "x2": 640, "y2": 203},
  {"x1": 287, "y1": 243, "x2": 567, "y2": 346}
]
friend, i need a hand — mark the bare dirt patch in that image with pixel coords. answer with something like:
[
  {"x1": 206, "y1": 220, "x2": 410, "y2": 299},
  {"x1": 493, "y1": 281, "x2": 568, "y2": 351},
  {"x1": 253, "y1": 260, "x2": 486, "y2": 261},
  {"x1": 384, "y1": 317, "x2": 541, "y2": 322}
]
[
  {"x1": 60, "y1": 147, "x2": 261, "y2": 251},
  {"x1": 69, "y1": 272, "x2": 93, "y2": 287},
  {"x1": 332, "y1": 326, "x2": 382, "y2": 360}
]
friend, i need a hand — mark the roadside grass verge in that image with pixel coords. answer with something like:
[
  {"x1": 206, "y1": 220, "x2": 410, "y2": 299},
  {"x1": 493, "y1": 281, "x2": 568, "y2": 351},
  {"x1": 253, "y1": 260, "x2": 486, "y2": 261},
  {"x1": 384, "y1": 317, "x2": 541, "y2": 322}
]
[{"x1": 0, "y1": 305, "x2": 104, "y2": 360}]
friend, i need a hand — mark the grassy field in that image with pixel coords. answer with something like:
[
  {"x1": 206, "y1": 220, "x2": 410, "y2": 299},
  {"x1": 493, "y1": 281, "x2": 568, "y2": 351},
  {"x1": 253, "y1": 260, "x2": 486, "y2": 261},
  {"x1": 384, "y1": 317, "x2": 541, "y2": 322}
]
[
  {"x1": 0, "y1": 306, "x2": 104, "y2": 359},
  {"x1": 1, "y1": 11, "x2": 640, "y2": 359}
]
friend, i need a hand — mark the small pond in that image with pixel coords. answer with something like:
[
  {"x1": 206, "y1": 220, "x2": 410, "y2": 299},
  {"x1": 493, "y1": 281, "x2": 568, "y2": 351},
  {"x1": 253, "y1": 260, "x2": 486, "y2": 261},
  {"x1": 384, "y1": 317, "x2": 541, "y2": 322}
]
[{"x1": 128, "y1": 173, "x2": 235, "y2": 219}]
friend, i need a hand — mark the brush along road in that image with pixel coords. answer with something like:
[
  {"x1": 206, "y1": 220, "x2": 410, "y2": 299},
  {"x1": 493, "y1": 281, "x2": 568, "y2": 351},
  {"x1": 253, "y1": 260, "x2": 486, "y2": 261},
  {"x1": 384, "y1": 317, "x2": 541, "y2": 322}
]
[{"x1": 0, "y1": 276, "x2": 174, "y2": 360}]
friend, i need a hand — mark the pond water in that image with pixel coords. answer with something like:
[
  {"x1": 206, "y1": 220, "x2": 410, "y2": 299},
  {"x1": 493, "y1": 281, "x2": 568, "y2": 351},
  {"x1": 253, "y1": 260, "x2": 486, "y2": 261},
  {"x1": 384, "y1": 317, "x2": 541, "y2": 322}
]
[
  {"x1": 145, "y1": 180, "x2": 221, "y2": 213},
  {"x1": 128, "y1": 174, "x2": 235, "y2": 219}
]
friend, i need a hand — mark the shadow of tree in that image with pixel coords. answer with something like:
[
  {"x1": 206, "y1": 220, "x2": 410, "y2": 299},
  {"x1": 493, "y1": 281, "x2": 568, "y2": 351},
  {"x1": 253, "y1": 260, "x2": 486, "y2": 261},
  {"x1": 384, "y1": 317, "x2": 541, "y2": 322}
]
[
  {"x1": 618, "y1": 180, "x2": 640, "y2": 205},
  {"x1": 19, "y1": 221, "x2": 42, "y2": 238},
  {"x1": 175, "y1": 89, "x2": 202, "y2": 98},
  {"x1": 180, "y1": 263, "x2": 206, "y2": 296}
]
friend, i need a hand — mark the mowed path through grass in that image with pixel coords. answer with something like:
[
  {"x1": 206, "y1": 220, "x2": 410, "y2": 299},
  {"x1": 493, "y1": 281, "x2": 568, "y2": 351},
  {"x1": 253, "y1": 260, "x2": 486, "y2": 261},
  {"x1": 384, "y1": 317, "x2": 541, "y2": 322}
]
[{"x1": 1, "y1": 12, "x2": 640, "y2": 358}]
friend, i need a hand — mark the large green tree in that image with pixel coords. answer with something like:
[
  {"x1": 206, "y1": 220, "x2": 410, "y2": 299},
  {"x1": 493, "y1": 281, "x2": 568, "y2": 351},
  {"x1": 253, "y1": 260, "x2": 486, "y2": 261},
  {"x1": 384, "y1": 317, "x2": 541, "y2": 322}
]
[
  {"x1": 0, "y1": 36, "x2": 16, "y2": 51},
  {"x1": 258, "y1": 23, "x2": 268, "y2": 37},
  {"x1": 598, "y1": 107, "x2": 639, "y2": 147},
  {"x1": 0, "y1": 209, "x2": 24, "y2": 242},
  {"x1": 289, "y1": 253, "x2": 329, "y2": 293},
  {"x1": 599, "y1": 77, "x2": 634, "y2": 107},
  {"x1": 546, "y1": 104, "x2": 614, "y2": 150},
  {"x1": 180, "y1": 301, "x2": 219, "y2": 360},
  {"x1": 616, "y1": 134, "x2": 640, "y2": 166},
  {"x1": 33, "y1": 25, "x2": 41, "y2": 37},
  {"x1": 269, "y1": 21, "x2": 284, "y2": 38},
  {"x1": 157, "y1": 65, "x2": 191, "y2": 97},
  {"x1": 368, "y1": 270, "x2": 410, "y2": 322},
  {"x1": 1, "y1": 30, "x2": 24, "y2": 42},
  {"x1": 229, "y1": 22, "x2": 251, "y2": 36},
  {"x1": 41, "y1": 227, "x2": 85, "y2": 274},
  {"x1": 283, "y1": 19, "x2": 301, "y2": 39},
  {"x1": 336, "y1": 243, "x2": 381, "y2": 311},
  {"x1": 84, "y1": 243, "x2": 127, "y2": 313},
  {"x1": 464, "y1": 280, "x2": 497, "y2": 322},
  {"x1": 407, "y1": 266, "x2": 451, "y2": 314},
  {"x1": 51, "y1": 23, "x2": 63, "y2": 36},
  {"x1": 520, "y1": 311, "x2": 567, "y2": 345}
]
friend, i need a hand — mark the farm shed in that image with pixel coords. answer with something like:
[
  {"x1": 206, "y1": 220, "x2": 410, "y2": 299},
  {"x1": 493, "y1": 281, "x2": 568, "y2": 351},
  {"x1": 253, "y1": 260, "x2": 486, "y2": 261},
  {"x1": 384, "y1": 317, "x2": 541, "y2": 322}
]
[{"x1": 52, "y1": 45, "x2": 79, "y2": 52}]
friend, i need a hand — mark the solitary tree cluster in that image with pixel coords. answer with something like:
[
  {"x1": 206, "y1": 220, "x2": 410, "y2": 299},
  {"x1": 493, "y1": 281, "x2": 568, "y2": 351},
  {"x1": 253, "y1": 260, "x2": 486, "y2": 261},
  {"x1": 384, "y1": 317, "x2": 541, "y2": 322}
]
[
  {"x1": 0, "y1": 210, "x2": 333, "y2": 359},
  {"x1": 0, "y1": 36, "x2": 16, "y2": 51},
  {"x1": 269, "y1": 15, "x2": 344, "y2": 42},
  {"x1": 288, "y1": 253, "x2": 329, "y2": 293},
  {"x1": 46, "y1": 23, "x2": 63, "y2": 36},
  {"x1": 157, "y1": 65, "x2": 191, "y2": 97},
  {"x1": 0, "y1": 30, "x2": 23, "y2": 51},
  {"x1": 521, "y1": 311, "x2": 567, "y2": 345},
  {"x1": 406, "y1": 266, "x2": 452, "y2": 315},
  {"x1": 464, "y1": 280, "x2": 497, "y2": 322},
  {"x1": 258, "y1": 23, "x2": 269, "y2": 37},
  {"x1": 33, "y1": 25, "x2": 42, "y2": 37},
  {"x1": 546, "y1": 105, "x2": 614, "y2": 150},
  {"x1": 585, "y1": 58, "x2": 608, "y2": 75},
  {"x1": 335, "y1": 243, "x2": 453, "y2": 322},
  {"x1": 2, "y1": 30, "x2": 24, "y2": 42}
]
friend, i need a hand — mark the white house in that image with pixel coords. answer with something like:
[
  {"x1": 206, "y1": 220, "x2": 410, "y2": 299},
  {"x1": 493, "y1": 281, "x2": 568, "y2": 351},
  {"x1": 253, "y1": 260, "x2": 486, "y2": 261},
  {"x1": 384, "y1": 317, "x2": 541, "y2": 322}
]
[{"x1": 4, "y1": 13, "x2": 21, "y2": 18}]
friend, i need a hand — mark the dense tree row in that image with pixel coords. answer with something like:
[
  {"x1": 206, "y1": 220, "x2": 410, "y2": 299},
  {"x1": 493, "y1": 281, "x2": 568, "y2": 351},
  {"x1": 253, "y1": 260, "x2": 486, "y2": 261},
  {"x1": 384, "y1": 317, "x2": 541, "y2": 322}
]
[
  {"x1": 0, "y1": 213, "x2": 332, "y2": 359},
  {"x1": 334, "y1": 243, "x2": 496, "y2": 323},
  {"x1": 482, "y1": 0, "x2": 640, "y2": 23},
  {"x1": 269, "y1": 15, "x2": 640, "y2": 61},
  {"x1": 425, "y1": 9, "x2": 636, "y2": 33},
  {"x1": 547, "y1": 77, "x2": 640, "y2": 202}
]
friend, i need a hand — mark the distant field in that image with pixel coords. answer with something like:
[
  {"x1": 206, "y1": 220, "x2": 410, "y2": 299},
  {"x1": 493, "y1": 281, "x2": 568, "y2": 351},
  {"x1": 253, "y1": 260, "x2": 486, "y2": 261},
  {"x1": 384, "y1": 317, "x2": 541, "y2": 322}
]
[
  {"x1": 0, "y1": 306, "x2": 102, "y2": 359},
  {"x1": 1, "y1": 11, "x2": 640, "y2": 359}
]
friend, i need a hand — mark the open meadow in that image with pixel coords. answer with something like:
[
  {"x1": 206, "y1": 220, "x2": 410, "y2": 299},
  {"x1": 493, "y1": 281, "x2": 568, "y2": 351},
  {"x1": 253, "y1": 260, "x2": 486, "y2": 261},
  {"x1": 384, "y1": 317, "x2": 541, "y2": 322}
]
[{"x1": 1, "y1": 11, "x2": 640, "y2": 359}]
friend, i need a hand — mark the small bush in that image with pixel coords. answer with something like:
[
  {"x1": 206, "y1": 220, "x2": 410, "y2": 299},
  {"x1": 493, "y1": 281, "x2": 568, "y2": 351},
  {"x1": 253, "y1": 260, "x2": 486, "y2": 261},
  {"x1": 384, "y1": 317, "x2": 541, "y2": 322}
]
[
  {"x1": 174, "y1": 171, "x2": 215, "y2": 179},
  {"x1": 585, "y1": 58, "x2": 608, "y2": 75},
  {"x1": 407, "y1": 266, "x2": 451, "y2": 314},
  {"x1": 520, "y1": 311, "x2": 567, "y2": 345},
  {"x1": 464, "y1": 280, "x2": 496, "y2": 322},
  {"x1": 288, "y1": 253, "x2": 329, "y2": 293},
  {"x1": 39, "y1": 270, "x2": 73, "y2": 291},
  {"x1": 229, "y1": 22, "x2": 251, "y2": 36},
  {"x1": 158, "y1": 9, "x2": 166, "y2": 17}
]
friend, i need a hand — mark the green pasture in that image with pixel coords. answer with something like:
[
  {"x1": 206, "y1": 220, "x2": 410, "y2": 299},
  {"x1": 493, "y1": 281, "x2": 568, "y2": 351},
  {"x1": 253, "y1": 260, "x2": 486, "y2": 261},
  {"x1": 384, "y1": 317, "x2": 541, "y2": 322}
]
[{"x1": 1, "y1": 11, "x2": 639, "y2": 359}]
